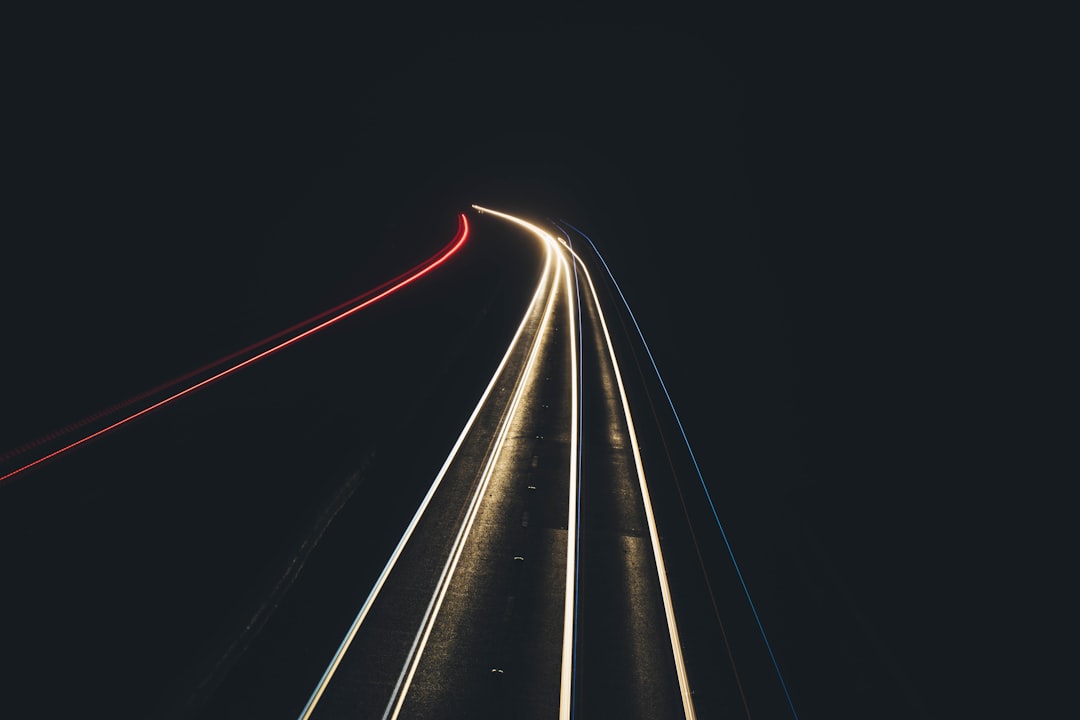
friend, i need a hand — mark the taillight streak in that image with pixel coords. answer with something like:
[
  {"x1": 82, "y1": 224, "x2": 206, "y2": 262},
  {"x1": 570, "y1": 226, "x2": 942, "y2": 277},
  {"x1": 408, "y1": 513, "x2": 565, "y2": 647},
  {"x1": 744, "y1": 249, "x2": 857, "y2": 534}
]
[{"x1": 0, "y1": 214, "x2": 471, "y2": 485}]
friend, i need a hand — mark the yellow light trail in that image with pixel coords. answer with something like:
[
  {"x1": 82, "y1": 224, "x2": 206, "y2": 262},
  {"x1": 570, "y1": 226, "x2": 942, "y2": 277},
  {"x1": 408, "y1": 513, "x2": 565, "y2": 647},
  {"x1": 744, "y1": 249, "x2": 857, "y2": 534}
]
[
  {"x1": 473, "y1": 204, "x2": 581, "y2": 720},
  {"x1": 298, "y1": 223, "x2": 559, "y2": 720},
  {"x1": 384, "y1": 224, "x2": 571, "y2": 720}
]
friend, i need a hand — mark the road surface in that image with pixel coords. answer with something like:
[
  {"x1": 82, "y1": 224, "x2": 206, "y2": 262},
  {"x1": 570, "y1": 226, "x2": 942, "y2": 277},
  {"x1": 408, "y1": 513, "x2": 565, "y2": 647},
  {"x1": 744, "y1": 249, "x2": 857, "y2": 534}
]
[{"x1": 1, "y1": 207, "x2": 798, "y2": 720}]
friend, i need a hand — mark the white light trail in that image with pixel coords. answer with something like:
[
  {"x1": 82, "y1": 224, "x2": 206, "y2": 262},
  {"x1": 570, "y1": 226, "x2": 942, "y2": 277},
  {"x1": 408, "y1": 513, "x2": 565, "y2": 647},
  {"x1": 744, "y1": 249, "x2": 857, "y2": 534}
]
[
  {"x1": 558, "y1": 219, "x2": 800, "y2": 720},
  {"x1": 562, "y1": 238, "x2": 698, "y2": 720}
]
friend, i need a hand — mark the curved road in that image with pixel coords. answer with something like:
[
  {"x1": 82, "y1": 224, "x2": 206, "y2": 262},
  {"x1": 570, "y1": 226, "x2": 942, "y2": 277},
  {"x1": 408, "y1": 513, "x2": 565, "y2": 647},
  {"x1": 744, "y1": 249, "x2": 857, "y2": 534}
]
[
  {"x1": 282, "y1": 207, "x2": 747, "y2": 719},
  {"x1": 0, "y1": 205, "x2": 796, "y2": 720}
]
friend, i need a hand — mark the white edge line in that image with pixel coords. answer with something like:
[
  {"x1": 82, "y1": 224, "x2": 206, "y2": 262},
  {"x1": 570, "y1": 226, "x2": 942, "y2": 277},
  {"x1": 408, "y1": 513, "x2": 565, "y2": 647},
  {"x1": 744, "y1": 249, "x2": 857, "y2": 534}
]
[
  {"x1": 566, "y1": 241, "x2": 698, "y2": 719},
  {"x1": 386, "y1": 233, "x2": 565, "y2": 720}
]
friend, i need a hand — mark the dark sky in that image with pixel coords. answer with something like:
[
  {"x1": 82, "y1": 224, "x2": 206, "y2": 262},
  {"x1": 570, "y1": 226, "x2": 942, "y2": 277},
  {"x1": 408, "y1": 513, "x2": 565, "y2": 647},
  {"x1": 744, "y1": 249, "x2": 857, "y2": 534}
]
[{"x1": 3, "y1": 11, "x2": 1059, "y2": 719}]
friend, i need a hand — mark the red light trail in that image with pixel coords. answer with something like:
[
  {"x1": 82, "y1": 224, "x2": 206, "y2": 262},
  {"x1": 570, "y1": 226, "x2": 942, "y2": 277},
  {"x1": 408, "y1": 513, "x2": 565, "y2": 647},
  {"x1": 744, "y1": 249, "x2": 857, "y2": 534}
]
[{"x1": 1, "y1": 213, "x2": 470, "y2": 485}]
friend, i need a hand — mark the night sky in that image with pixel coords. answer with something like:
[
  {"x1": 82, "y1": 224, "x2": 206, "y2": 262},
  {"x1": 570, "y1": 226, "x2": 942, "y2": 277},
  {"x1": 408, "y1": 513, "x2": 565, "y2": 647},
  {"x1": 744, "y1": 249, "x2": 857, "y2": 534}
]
[{"x1": 3, "y1": 11, "x2": 1058, "y2": 720}]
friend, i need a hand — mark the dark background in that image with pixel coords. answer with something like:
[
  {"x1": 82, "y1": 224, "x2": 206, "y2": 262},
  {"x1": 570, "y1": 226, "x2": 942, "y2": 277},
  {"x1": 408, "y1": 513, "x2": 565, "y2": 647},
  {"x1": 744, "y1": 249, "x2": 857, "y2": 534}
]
[{"x1": 2, "y1": 10, "x2": 1062, "y2": 720}]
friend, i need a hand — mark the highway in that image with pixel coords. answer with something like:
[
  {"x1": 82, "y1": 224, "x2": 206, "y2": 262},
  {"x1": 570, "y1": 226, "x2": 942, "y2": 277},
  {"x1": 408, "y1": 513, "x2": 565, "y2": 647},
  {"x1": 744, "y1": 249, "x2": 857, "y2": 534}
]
[
  {"x1": 287, "y1": 205, "x2": 703, "y2": 720},
  {"x1": 1, "y1": 206, "x2": 798, "y2": 720},
  {"x1": 206, "y1": 206, "x2": 793, "y2": 719}
]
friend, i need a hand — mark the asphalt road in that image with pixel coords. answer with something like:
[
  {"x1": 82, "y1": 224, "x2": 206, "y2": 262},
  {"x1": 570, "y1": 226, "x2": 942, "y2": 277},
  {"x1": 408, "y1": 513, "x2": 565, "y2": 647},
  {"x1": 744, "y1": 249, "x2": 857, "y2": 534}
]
[
  {"x1": 0, "y1": 205, "x2": 813, "y2": 720},
  {"x1": 197, "y1": 207, "x2": 731, "y2": 719},
  {"x1": 1, "y1": 197, "x2": 961, "y2": 720}
]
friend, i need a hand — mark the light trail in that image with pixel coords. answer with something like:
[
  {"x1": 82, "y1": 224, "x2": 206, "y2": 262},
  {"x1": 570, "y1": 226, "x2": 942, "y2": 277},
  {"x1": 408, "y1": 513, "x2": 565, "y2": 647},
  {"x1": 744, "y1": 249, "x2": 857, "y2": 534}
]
[
  {"x1": 567, "y1": 231, "x2": 586, "y2": 718},
  {"x1": 472, "y1": 205, "x2": 581, "y2": 720},
  {"x1": 298, "y1": 216, "x2": 562, "y2": 720},
  {"x1": 554, "y1": 221, "x2": 754, "y2": 720},
  {"x1": 1, "y1": 227, "x2": 468, "y2": 467},
  {"x1": 557, "y1": 219, "x2": 800, "y2": 720},
  {"x1": 1, "y1": 214, "x2": 472, "y2": 485},
  {"x1": 558, "y1": 233, "x2": 698, "y2": 719},
  {"x1": 383, "y1": 232, "x2": 572, "y2": 720}
]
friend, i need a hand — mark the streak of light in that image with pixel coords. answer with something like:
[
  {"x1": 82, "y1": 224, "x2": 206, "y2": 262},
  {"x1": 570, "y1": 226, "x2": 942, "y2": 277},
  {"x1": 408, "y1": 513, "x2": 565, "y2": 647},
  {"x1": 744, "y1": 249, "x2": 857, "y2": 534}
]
[
  {"x1": 1, "y1": 214, "x2": 472, "y2": 486},
  {"x1": 561, "y1": 249, "x2": 580, "y2": 720},
  {"x1": 384, "y1": 233, "x2": 571, "y2": 720},
  {"x1": 568, "y1": 238, "x2": 586, "y2": 716},
  {"x1": 472, "y1": 204, "x2": 581, "y2": 720},
  {"x1": 557, "y1": 219, "x2": 800, "y2": 720},
  {"x1": 553, "y1": 230, "x2": 753, "y2": 720},
  {"x1": 298, "y1": 218, "x2": 560, "y2": 720},
  {"x1": 558, "y1": 231, "x2": 698, "y2": 720}
]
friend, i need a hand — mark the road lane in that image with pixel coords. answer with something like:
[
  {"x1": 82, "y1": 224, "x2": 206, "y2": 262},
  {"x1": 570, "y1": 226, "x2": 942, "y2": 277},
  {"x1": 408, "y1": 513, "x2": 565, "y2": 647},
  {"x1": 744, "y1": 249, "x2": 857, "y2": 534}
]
[
  {"x1": 572, "y1": 251, "x2": 685, "y2": 719},
  {"x1": 558, "y1": 233, "x2": 695, "y2": 719},
  {"x1": 391, "y1": 251, "x2": 577, "y2": 720},
  {"x1": 565, "y1": 221, "x2": 799, "y2": 719},
  {"x1": 302, "y1": 213, "x2": 575, "y2": 719}
]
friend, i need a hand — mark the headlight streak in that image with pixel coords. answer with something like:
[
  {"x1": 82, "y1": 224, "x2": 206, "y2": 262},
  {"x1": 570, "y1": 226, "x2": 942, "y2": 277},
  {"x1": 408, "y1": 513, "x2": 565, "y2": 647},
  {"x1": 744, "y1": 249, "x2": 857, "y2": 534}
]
[
  {"x1": 560, "y1": 239, "x2": 580, "y2": 720},
  {"x1": 298, "y1": 217, "x2": 561, "y2": 720},
  {"x1": 1, "y1": 214, "x2": 472, "y2": 486},
  {"x1": 555, "y1": 219, "x2": 801, "y2": 720},
  {"x1": 566, "y1": 234, "x2": 586, "y2": 718},
  {"x1": 556, "y1": 231, "x2": 698, "y2": 720},
  {"x1": 384, "y1": 235, "x2": 571, "y2": 720},
  {"x1": 471, "y1": 205, "x2": 581, "y2": 720}
]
